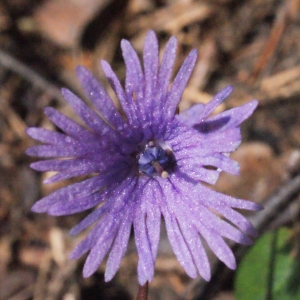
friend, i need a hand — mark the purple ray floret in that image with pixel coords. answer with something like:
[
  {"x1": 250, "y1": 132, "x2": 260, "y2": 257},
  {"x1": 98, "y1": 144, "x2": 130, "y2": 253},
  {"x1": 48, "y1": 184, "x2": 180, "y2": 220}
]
[{"x1": 26, "y1": 30, "x2": 262, "y2": 285}]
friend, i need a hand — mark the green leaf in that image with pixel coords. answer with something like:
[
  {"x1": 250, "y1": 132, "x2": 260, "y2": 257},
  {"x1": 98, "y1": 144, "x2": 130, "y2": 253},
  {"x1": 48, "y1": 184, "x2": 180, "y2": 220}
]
[{"x1": 235, "y1": 227, "x2": 300, "y2": 300}]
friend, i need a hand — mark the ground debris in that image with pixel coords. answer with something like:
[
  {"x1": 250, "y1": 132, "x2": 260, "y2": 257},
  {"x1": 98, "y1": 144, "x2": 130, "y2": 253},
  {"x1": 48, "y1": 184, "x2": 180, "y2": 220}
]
[{"x1": 1, "y1": 0, "x2": 300, "y2": 299}]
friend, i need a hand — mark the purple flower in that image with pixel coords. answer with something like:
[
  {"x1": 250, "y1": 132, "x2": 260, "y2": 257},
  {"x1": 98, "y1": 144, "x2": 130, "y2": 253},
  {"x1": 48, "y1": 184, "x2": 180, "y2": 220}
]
[{"x1": 27, "y1": 30, "x2": 262, "y2": 285}]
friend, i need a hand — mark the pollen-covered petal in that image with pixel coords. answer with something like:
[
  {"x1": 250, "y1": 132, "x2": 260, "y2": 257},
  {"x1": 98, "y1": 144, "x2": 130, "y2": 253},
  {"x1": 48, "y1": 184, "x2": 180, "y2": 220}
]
[
  {"x1": 101, "y1": 60, "x2": 139, "y2": 127},
  {"x1": 196, "y1": 206, "x2": 253, "y2": 245},
  {"x1": 162, "y1": 207, "x2": 197, "y2": 278},
  {"x1": 61, "y1": 88, "x2": 115, "y2": 136},
  {"x1": 177, "y1": 219, "x2": 211, "y2": 281},
  {"x1": 140, "y1": 180, "x2": 162, "y2": 260},
  {"x1": 176, "y1": 103, "x2": 205, "y2": 127},
  {"x1": 166, "y1": 49, "x2": 198, "y2": 119},
  {"x1": 192, "y1": 153, "x2": 240, "y2": 175},
  {"x1": 31, "y1": 176, "x2": 106, "y2": 213},
  {"x1": 204, "y1": 100, "x2": 259, "y2": 130},
  {"x1": 198, "y1": 222, "x2": 236, "y2": 269},
  {"x1": 26, "y1": 144, "x2": 81, "y2": 158},
  {"x1": 76, "y1": 66, "x2": 126, "y2": 129},
  {"x1": 199, "y1": 127, "x2": 242, "y2": 152},
  {"x1": 196, "y1": 184, "x2": 264, "y2": 211},
  {"x1": 134, "y1": 208, "x2": 155, "y2": 285},
  {"x1": 207, "y1": 204, "x2": 258, "y2": 238},
  {"x1": 47, "y1": 190, "x2": 107, "y2": 216},
  {"x1": 70, "y1": 176, "x2": 138, "y2": 235},
  {"x1": 70, "y1": 203, "x2": 108, "y2": 236},
  {"x1": 143, "y1": 30, "x2": 159, "y2": 114},
  {"x1": 156, "y1": 36, "x2": 177, "y2": 101},
  {"x1": 43, "y1": 159, "x2": 103, "y2": 184},
  {"x1": 175, "y1": 157, "x2": 221, "y2": 184},
  {"x1": 30, "y1": 158, "x2": 88, "y2": 172},
  {"x1": 44, "y1": 107, "x2": 94, "y2": 140},
  {"x1": 121, "y1": 39, "x2": 144, "y2": 97},
  {"x1": 26, "y1": 127, "x2": 75, "y2": 145},
  {"x1": 200, "y1": 86, "x2": 234, "y2": 121},
  {"x1": 105, "y1": 209, "x2": 133, "y2": 282},
  {"x1": 69, "y1": 217, "x2": 108, "y2": 260},
  {"x1": 83, "y1": 219, "x2": 119, "y2": 277}
]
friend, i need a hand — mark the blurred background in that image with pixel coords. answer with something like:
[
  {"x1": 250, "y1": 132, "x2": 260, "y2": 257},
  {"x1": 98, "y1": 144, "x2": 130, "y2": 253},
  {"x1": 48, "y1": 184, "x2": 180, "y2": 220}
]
[{"x1": 1, "y1": 0, "x2": 300, "y2": 299}]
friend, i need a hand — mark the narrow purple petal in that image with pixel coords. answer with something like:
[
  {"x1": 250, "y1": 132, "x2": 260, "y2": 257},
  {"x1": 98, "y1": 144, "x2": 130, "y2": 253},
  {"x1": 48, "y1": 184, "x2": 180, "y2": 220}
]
[
  {"x1": 165, "y1": 49, "x2": 198, "y2": 119},
  {"x1": 208, "y1": 204, "x2": 258, "y2": 238},
  {"x1": 69, "y1": 218, "x2": 107, "y2": 260},
  {"x1": 176, "y1": 103, "x2": 205, "y2": 127},
  {"x1": 202, "y1": 100, "x2": 259, "y2": 131},
  {"x1": 30, "y1": 158, "x2": 86, "y2": 172},
  {"x1": 198, "y1": 222, "x2": 236, "y2": 269},
  {"x1": 31, "y1": 176, "x2": 105, "y2": 213},
  {"x1": 196, "y1": 206, "x2": 253, "y2": 245},
  {"x1": 70, "y1": 204, "x2": 109, "y2": 236},
  {"x1": 163, "y1": 207, "x2": 197, "y2": 278},
  {"x1": 156, "y1": 36, "x2": 177, "y2": 101},
  {"x1": 43, "y1": 159, "x2": 102, "y2": 184},
  {"x1": 197, "y1": 185, "x2": 263, "y2": 211},
  {"x1": 26, "y1": 127, "x2": 75, "y2": 145},
  {"x1": 105, "y1": 208, "x2": 133, "y2": 281},
  {"x1": 200, "y1": 86, "x2": 234, "y2": 121},
  {"x1": 199, "y1": 127, "x2": 242, "y2": 152},
  {"x1": 70, "y1": 176, "x2": 138, "y2": 235},
  {"x1": 192, "y1": 153, "x2": 240, "y2": 175},
  {"x1": 101, "y1": 60, "x2": 139, "y2": 126},
  {"x1": 47, "y1": 190, "x2": 106, "y2": 216},
  {"x1": 176, "y1": 162, "x2": 220, "y2": 184},
  {"x1": 121, "y1": 39, "x2": 144, "y2": 97},
  {"x1": 26, "y1": 144, "x2": 81, "y2": 158},
  {"x1": 134, "y1": 208, "x2": 155, "y2": 284},
  {"x1": 177, "y1": 220, "x2": 211, "y2": 281},
  {"x1": 143, "y1": 31, "x2": 159, "y2": 121},
  {"x1": 76, "y1": 66, "x2": 126, "y2": 129},
  {"x1": 83, "y1": 219, "x2": 118, "y2": 277},
  {"x1": 44, "y1": 107, "x2": 94, "y2": 141},
  {"x1": 139, "y1": 180, "x2": 162, "y2": 260},
  {"x1": 61, "y1": 88, "x2": 116, "y2": 136}
]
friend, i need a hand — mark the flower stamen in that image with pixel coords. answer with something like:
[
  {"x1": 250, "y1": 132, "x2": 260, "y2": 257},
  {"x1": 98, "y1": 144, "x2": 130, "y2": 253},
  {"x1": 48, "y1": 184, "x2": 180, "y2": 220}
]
[{"x1": 137, "y1": 142, "x2": 175, "y2": 177}]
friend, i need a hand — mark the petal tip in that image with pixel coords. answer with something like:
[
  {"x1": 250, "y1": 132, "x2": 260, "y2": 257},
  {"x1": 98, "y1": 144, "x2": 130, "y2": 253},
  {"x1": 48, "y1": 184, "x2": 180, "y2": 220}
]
[
  {"x1": 31, "y1": 202, "x2": 46, "y2": 213},
  {"x1": 76, "y1": 65, "x2": 87, "y2": 77}
]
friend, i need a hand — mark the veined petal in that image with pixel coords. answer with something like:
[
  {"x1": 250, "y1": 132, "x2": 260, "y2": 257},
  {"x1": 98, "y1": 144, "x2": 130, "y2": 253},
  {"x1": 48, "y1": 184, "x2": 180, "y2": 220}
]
[
  {"x1": 61, "y1": 88, "x2": 115, "y2": 136},
  {"x1": 44, "y1": 107, "x2": 95, "y2": 141},
  {"x1": 101, "y1": 60, "x2": 139, "y2": 127},
  {"x1": 105, "y1": 208, "x2": 133, "y2": 281},
  {"x1": 156, "y1": 36, "x2": 177, "y2": 102},
  {"x1": 134, "y1": 208, "x2": 155, "y2": 285},
  {"x1": 162, "y1": 207, "x2": 198, "y2": 278},
  {"x1": 121, "y1": 39, "x2": 144, "y2": 98},
  {"x1": 200, "y1": 86, "x2": 234, "y2": 121},
  {"x1": 31, "y1": 176, "x2": 106, "y2": 213},
  {"x1": 76, "y1": 66, "x2": 126, "y2": 129},
  {"x1": 203, "y1": 100, "x2": 258, "y2": 130},
  {"x1": 83, "y1": 218, "x2": 118, "y2": 277},
  {"x1": 143, "y1": 31, "x2": 159, "y2": 124},
  {"x1": 165, "y1": 49, "x2": 198, "y2": 119},
  {"x1": 198, "y1": 222, "x2": 236, "y2": 269},
  {"x1": 26, "y1": 127, "x2": 75, "y2": 145}
]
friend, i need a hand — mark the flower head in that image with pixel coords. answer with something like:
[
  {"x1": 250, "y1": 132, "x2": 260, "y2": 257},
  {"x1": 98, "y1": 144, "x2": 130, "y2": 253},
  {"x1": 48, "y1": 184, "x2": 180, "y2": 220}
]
[{"x1": 27, "y1": 30, "x2": 262, "y2": 284}]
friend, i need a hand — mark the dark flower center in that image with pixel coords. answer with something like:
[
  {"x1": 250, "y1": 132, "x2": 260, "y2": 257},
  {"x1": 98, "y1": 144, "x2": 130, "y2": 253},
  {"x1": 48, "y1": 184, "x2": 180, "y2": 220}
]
[{"x1": 137, "y1": 141, "x2": 175, "y2": 178}]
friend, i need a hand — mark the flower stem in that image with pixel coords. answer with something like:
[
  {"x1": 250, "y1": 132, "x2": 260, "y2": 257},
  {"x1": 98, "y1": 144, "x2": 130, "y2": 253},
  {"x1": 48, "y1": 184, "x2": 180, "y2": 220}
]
[{"x1": 135, "y1": 282, "x2": 148, "y2": 300}]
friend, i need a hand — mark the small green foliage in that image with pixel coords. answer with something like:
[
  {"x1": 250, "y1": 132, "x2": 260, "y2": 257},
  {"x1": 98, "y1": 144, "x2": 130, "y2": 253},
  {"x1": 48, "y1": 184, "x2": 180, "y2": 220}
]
[{"x1": 235, "y1": 227, "x2": 300, "y2": 300}]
